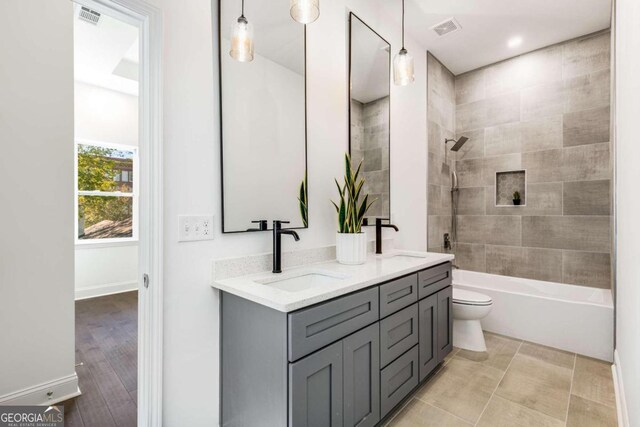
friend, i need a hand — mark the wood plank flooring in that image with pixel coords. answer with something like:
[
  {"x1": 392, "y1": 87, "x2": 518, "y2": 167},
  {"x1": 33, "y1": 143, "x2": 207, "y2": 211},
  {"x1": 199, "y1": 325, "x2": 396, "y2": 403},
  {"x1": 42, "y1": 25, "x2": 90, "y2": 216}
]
[{"x1": 63, "y1": 291, "x2": 138, "y2": 427}]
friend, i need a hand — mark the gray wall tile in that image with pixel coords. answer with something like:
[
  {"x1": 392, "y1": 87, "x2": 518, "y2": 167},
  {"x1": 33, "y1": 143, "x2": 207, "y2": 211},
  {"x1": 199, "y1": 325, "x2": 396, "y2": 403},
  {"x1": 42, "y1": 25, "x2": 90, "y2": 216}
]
[
  {"x1": 457, "y1": 215, "x2": 522, "y2": 246},
  {"x1": 562, "y1": 142, "x2": 610, "y2": 181},
  {"x1": 563, "y1": 106, "x2": 610, "y2": 147},
  {"x1": 565, "y1": 69, "x2": 610, "y2": 113},
  {"x1": 519, "y1": 44, "x2": 563, "y2": 88},
  {"x1": 484, "y1": 57, "x2": 522, "y2": 96},
  {"x1": 456, "y1": 157, "x2": 483, "y2": 188},
  {"x1": 456, "y1": 92, "x2": 520, "y2": 132},
  {"x1": 455, "y1": 128, "x2": 485, "y2": 160},
  {"x1": 522, "y1": 216, "x2": 611, "y2": 252},
  {"x1": 486, "y1": 245, "x2": 563, "y2": 282},
  {"x1": 457, "y1": 187, "x2": 485, "y2": 215},
  {"x1": 522, "y1": 149, "x2": 563, "y2": 183},
  {"x1": 521, "y1": 81, "x2": 565, "y2": 121},
  {"x1": 483, "y1": 154, "x2": 522, "y2": 186},
  {"x1": 562, "y1": 32, "x2": 611, "y2": 79},
  {"x1": 456, "y1": 69, "x2": 485, "y2": 105},
  {"x1": 520, "y1": 116, "x2": 563, "y2": 152},
  {"x1": 428, "y1": 215, "x2": 452, "y2": 250},
  {"x1": 563, "y1": 180, "x2": 611, "y2": 215},
  {"x1": 485, "y1": 122, "x2": 522, "y2": 156},
  {"x1": 562, "y1": 250, "x2": 611, "y2": 289},
  {"x1": 485, "y1": 183, "x2": 563, "y2": 216},
  {"x1": 455, "y1": 243, "x2": 486, "y2": 272}
]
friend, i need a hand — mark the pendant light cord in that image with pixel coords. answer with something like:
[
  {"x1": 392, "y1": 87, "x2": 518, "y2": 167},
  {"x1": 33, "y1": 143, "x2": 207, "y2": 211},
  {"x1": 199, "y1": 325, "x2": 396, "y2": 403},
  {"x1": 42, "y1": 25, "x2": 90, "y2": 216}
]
[
  {"x1": 241, "y1": 0, "x2": 245, "y2": 17},
  {"x1": 401, "y1": 0, "x2": 405, "y2": 49}
]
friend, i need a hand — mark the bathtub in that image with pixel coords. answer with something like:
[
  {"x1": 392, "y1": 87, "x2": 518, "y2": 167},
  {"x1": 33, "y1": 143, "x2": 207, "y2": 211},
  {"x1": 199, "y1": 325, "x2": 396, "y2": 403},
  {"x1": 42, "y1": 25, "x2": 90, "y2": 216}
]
[{"x1": 453, "y1": 269, "x2": 614, "y2": 362}]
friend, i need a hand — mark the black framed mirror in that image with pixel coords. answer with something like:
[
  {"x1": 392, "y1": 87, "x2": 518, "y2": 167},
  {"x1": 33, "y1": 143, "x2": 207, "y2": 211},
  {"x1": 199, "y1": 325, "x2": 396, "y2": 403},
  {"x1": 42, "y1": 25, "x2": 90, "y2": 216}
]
[
  {"x1": 219, "y1": 0, "x2": 308, "y2": 233},
  {"x1": 348, "y1": 13, "x2": 391, "y2": 222}
]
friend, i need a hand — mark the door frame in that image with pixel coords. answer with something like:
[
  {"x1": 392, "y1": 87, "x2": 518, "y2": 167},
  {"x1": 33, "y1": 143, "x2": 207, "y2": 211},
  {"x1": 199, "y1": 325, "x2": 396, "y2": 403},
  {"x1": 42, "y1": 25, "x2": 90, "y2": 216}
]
[{"x1": 73, "y1": 0, "x2": 164, "y2": 425}]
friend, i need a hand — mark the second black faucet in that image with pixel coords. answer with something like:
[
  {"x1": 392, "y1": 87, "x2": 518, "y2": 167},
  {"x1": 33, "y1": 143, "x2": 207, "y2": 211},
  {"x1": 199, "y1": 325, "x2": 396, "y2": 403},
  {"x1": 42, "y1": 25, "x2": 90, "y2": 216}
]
[{"x1": 272, "y1": 220, "x2": 300, "y2": 273}]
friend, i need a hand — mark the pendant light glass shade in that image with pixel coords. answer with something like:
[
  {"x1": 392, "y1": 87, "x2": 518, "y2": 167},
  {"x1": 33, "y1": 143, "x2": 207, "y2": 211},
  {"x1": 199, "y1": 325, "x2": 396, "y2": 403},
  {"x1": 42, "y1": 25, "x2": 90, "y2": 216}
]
[
  {"x1": 229, "y1": 15, "x2": 254, "y2": 62},
  {"x1": 393, "y1": 48, "x2": 414, "y2": 86},
  {"x1": 393, "y1": 0, "x2": 414, "y2": 86},
  {"x1": 290, "y1": 0, "x2": 319, "y2": 24}
]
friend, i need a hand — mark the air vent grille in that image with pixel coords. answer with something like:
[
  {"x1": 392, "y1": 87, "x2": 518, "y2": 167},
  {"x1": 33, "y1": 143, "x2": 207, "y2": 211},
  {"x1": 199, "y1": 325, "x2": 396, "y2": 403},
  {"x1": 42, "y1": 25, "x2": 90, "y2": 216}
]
[
  {"x1": 431, "y1": 17, "x2": 461, "y2": 37},
  {"x1": 78, "y1": 6, "x2": 101, "y2": 25}
]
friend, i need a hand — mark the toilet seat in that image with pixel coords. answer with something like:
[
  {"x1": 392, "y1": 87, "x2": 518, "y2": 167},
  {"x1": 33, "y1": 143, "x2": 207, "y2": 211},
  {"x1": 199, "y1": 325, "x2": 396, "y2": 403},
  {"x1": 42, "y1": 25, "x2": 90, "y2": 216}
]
[{"x1": 453, "y1": 289, "x2": 492, "y2": 306}]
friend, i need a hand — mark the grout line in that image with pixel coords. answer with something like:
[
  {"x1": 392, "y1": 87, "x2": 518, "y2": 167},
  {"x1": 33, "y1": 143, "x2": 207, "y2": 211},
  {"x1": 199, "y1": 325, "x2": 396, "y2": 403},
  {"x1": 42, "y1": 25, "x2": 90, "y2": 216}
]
[
  {"x1": 564, "y1": 354, "x2": 578, "y2": 425},
  {"x1": 474, "y1": 340, "x2": 524, "y2": 426}
]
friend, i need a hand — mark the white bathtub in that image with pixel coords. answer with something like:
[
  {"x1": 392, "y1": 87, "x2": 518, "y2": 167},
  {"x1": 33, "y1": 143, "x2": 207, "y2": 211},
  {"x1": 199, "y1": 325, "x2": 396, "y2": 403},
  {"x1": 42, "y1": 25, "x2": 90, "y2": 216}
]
[{"x1": 453, "y1": 269, "x2": 614, "y2": 362}]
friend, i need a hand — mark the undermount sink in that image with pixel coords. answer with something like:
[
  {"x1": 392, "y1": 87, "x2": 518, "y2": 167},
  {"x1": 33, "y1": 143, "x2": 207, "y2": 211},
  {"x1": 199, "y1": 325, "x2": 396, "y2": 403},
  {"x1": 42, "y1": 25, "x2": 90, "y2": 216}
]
[{"x1": 256, "y1": 270, "x2": 350, "y2": 293}]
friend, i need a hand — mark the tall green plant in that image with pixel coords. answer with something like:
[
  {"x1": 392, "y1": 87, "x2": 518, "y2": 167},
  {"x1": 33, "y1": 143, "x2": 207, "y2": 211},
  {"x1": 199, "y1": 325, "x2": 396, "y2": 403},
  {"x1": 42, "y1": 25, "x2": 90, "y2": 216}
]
[
  {"x1": 331, "y1": 153, "x2": 375, "y2": 233},
  {"x1": 298, "y1": 174, "x2": 308, "y2": 228}
]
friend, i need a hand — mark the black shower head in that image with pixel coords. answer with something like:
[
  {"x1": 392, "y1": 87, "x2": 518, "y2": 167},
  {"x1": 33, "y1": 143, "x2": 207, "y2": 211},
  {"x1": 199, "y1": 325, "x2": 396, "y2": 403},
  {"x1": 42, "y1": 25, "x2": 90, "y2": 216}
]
[{"x1": 445, "y1": 136, "x2": 469, "y2": 152}]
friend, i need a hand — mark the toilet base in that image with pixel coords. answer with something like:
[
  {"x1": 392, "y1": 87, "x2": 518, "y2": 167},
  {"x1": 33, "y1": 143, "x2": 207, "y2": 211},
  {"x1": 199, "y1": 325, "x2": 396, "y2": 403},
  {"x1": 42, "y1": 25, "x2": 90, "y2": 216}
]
[{"x1": 453, "y1": 319, "x2": 487, "y2": 352}]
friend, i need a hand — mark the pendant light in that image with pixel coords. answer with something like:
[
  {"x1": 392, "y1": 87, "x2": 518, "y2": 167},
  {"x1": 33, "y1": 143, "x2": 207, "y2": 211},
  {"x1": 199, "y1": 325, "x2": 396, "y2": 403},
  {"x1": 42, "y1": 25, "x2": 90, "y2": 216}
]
[
  {"x1": 229, "y1": 0, "x2": 254, "y2": 62},
  {"x1": 393, "y1": 0, "x2": 414, "y2": 86},
  {"x1": 290, "y1": 0, "x2": 319, "y2": 24}
]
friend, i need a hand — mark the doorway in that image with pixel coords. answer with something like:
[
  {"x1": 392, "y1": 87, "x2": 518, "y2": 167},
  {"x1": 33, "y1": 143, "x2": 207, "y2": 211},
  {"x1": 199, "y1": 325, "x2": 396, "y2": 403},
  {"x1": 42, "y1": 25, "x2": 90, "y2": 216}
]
[{"x1": 67, "y1": 0, "x2": 162, "y2": 425}]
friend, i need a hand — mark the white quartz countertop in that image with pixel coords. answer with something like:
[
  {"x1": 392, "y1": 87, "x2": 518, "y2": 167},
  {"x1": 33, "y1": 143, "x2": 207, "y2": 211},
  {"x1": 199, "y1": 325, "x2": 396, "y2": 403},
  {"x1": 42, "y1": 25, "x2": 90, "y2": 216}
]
[{"x1": 211, "y1": 250, "x2": 454, "y2": 312}]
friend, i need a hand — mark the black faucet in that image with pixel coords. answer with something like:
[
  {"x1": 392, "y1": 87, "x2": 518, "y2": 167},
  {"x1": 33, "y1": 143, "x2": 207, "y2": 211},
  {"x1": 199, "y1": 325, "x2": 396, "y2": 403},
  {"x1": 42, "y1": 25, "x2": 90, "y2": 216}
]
[
  {"x1": 375, "y1": 218, "x2": 399, "y2": 254},
  {"x1": 272, "y1": 220, "x2": 300, "y2": 273},
  {"x1": 247, "y1": 220, "x2": 268, "y2": 232}
]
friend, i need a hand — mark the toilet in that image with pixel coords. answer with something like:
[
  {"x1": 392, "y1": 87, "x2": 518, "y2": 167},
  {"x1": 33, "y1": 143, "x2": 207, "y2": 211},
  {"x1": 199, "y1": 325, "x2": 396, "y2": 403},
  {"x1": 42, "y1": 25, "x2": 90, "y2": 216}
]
[{"x1": 452, "y1": 288, "x2": 493, "y2": 352}]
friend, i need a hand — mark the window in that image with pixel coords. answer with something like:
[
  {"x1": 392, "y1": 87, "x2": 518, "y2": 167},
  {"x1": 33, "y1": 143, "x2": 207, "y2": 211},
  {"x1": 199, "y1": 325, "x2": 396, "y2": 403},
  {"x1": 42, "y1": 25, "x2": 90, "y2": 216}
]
[{"x1": 75, "y1": 140, "x2": 138, "y2": 243}]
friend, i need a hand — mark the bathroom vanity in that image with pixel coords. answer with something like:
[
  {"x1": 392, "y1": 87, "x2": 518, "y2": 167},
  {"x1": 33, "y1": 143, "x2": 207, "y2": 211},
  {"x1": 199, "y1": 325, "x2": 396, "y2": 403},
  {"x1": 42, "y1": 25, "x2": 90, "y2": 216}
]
[{"x1": 213, "y1": 252, "x2": 454, "y2": 426}]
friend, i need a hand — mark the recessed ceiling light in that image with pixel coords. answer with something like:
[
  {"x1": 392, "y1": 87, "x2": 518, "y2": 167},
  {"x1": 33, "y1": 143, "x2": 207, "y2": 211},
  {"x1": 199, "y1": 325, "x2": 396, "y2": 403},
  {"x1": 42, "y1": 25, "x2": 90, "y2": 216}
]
[{"x1": 508, "y1": 36, "x2": 523, "y2": 48}]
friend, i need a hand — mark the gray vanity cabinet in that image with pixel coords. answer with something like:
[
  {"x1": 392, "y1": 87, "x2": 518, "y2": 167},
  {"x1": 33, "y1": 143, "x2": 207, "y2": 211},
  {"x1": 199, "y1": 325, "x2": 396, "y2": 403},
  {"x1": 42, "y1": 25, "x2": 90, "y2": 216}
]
[
  {"x1": 290, "y1": 322, "x2": 380, "y2": 427},
  {"x1": 418, "y1": 293, "x2": 438, "y2": 381},
  {"x1": 343, "y1": 323, "x2": 380, "y2": 427},
  {"x1": 220, "y1": 262, "x2": 453, "y2": 427},
  {"x1": 290, "y1": 341, "x2": 344, "y2": 427},
  {"x1": 436, "y1": 286, "x2": 454, "y2": 361}
]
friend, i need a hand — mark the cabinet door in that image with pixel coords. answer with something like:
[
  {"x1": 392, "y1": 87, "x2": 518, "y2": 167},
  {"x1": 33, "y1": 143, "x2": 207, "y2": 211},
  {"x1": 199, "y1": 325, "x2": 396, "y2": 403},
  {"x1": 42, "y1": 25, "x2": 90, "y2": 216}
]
[
  {"x1": 290, "y1": 341, "x2": 343, "y2": 427},
  {"x1": 380, "y1": 304, "x2": 419, "y2": 368},
  {"x1": 343, "y1": 324, "x2": 380, "y2": 427},
  {"x1": 436, "y1": 286, "x2": 453, "y2": 363},
  {"x1": 418, "y1": 293, "x2": 438, "y2": 381}
]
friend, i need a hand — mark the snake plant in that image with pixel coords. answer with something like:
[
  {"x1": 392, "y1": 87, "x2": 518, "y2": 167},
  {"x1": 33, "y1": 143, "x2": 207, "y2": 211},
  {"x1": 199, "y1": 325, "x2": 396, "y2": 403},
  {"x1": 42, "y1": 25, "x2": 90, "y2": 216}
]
[
  {"x1": 298, "y1": 174, "x2": 308, "y2": 227},
  {"x1": 331, "y1": 153, "x2": 376, "y2": 233}
]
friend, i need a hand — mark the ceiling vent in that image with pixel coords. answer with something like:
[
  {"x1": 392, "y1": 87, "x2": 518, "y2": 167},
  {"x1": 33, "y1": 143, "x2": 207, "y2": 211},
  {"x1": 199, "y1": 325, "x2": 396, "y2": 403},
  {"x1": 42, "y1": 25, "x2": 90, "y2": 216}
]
[
  {"x1": 431, "y1": 17, "x2": 461, "y2": 37},
  {"x1": 78, "y1": 6, "x2": 101, "y2": 25}
]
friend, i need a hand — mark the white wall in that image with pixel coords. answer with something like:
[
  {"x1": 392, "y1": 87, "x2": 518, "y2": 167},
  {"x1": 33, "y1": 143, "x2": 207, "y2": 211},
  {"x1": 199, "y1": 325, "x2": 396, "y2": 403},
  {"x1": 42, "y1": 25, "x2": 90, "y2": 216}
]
[
  {"x1": 0, "y1": 0, "x2": 77, "y2": 403},
  {"x1": 152, "y1": 0, "x2": 428, "y2": 424},
  {"x1": 614, "y1": 0, "x2": 640, "y2": 424},
  {"x1": 74, "y1": 82, "x2": 139, "y2": 299}
]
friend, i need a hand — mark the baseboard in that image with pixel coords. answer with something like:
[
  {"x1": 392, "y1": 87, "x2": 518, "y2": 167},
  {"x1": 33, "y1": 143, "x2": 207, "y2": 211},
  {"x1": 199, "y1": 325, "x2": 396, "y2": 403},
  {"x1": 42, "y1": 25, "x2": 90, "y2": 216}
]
[
  {"x1": 75, "y1": 280, "x2": 138, "y2": 300},
  {"x1": 612, "y1": 350, "x2": 630, "y2": 427},
  {"x1": 0, "y1": 373, "x2": 81, "y2": 406}
]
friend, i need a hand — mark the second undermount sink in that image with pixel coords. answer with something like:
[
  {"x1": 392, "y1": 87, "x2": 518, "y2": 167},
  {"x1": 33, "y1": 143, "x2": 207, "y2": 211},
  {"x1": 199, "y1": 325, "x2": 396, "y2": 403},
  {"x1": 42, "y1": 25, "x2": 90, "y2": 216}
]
[
  {"x1": 380, "y1": 252, "x2": 429, "y2": 261},
  {"x1": 255, "y1": 270, "x2": 350, "y2": 293}
]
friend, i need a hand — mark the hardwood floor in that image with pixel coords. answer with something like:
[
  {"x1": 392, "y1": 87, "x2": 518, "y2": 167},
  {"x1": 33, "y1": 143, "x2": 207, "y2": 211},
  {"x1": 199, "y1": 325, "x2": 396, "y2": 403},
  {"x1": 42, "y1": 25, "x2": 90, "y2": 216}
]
[{"x1": 63, "y1": 291, "x2": 138, "y2": 427}]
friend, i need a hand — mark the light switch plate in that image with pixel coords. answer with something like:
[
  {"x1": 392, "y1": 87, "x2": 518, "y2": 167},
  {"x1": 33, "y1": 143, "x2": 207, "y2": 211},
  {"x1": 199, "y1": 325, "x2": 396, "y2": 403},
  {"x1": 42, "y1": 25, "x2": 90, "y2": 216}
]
[{"x1": 178, "y1": 215, "x2": 215, "y2": 242}]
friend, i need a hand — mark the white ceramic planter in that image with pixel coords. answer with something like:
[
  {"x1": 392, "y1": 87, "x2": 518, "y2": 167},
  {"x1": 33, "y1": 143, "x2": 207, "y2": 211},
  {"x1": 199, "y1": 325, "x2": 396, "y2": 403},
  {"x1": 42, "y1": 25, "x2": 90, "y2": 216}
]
[{"x1": 336, "y1": 232, "x2": 367, "y2": 265}]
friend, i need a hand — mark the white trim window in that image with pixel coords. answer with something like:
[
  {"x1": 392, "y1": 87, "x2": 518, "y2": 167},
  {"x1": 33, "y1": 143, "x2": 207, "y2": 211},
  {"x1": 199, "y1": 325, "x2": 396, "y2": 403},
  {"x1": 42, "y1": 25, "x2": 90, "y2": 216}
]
[{"x1": 75, "y1": 139, "x2": 139, "y2": 245}]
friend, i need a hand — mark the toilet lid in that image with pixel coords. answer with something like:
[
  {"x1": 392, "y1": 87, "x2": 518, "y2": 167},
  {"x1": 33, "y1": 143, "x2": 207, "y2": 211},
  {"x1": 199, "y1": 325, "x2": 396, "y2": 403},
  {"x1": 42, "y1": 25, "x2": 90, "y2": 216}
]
[{"x1": 453, "y1": 288, "x2": 492, "y2": 306}]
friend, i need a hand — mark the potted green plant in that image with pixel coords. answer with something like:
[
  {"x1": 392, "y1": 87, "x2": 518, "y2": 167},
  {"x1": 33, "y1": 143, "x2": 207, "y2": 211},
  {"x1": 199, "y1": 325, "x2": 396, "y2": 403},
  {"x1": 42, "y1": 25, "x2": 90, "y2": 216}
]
[
  {"x1": 332, "y1": 153, "x2": 375, "y2": 265},
  {"x1": 513, "y1": 191, "x2": 521, "y2": 206}
]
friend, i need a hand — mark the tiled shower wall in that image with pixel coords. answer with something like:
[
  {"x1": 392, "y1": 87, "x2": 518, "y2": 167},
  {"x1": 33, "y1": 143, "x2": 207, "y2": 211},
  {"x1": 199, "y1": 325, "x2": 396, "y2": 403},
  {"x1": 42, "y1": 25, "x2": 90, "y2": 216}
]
[
  {"x1": 427, "y1": 53, "x2": 456, "y2": 253},
  {"x1": 441, "y1": 31, "x2": 612, "y2": 289},
  {"x1": 351, "y1": 97, "x2": 390, "y2": 217}
]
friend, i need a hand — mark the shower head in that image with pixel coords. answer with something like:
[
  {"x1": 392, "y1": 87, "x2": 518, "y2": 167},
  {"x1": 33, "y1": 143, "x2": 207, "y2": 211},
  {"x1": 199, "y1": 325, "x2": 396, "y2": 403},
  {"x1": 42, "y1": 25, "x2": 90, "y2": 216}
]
[{"x1": 445, "y1": 136, "x2": 469, "y2": 152}]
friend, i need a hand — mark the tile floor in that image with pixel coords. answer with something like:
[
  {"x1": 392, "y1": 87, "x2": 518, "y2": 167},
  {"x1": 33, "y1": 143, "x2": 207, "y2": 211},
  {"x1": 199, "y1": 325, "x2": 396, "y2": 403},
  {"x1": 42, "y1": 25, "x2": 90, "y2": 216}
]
[{"x1": 386, "y1": 332, "x2": 617, "y2": 427}]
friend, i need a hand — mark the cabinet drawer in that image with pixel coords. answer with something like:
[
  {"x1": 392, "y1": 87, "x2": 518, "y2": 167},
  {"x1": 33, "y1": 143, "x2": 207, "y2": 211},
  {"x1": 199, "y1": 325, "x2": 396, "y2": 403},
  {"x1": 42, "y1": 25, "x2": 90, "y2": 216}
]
[
  {"x1": 380, "y1": 345, "x2": 419, "y2": 419},
  {"x1": 379, "y1": 274, "x2": 418, "y2": 318},
  {"x1": 288, "y1": 287, "x2": 379, "y2": 361},
  {"x1": 380, "y1": 304, "x2": 419, "y2": 368},
  {"x1": 418, "y1": 262, "x2": 452, "y2": 299}
]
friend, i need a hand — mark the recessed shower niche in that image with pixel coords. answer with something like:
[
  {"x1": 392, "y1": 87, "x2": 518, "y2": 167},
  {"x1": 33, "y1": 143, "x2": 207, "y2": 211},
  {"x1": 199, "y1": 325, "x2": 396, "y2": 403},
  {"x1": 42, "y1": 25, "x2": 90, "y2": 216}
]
[{"x1": 495, "y1": 170, "x2": 526, "y2": 206}]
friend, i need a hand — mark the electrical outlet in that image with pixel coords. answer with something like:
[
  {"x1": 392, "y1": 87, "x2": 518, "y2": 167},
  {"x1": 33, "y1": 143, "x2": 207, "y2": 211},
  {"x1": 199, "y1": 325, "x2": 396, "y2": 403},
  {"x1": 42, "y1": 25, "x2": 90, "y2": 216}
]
[{"x1": 179, "y1": 215, "x2": 215, "y2": 242}]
